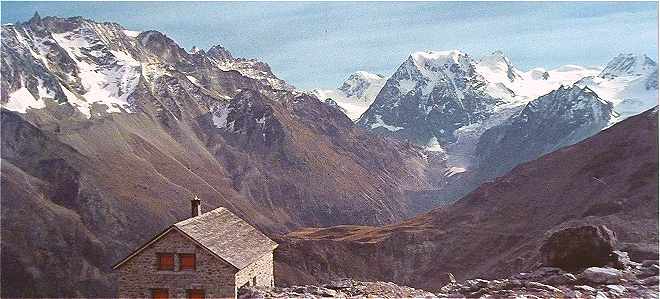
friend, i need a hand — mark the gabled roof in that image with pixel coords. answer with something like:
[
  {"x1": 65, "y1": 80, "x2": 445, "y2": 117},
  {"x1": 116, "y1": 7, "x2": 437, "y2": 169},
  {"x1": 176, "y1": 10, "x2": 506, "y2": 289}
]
[
  {"x1": 173, "y1": 207, "x2": 278, "y2": 269},
  {"x1": 113, "y1": 207, "x2": 278, "y2": 270}
]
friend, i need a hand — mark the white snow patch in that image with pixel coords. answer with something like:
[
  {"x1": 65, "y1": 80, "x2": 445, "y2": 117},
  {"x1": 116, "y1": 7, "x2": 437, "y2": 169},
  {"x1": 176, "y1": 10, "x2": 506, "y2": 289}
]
[
  {"x1": 60, "y1": 83, "x2": 92, "y2": 118},
  {"x1": 370, "y1": 115, "x2": 404, "y2": 131},
  {"x1": 311, "y1": 71, "x2": 386, "y2": 121},
  {"x1": 411, "y1": 50, "x2": 463, "y2": 69},
  {"x1": 212, "y1": 105, "x2": 232, "y2": 129},
  {"x1": 122, "y1": 30, "x2": 141, "y2": 38},
  {"x1": 4, "y1": 87, "x2": 45, "y2": 113},
  {"x1": 425, "y1": 136, "x2": 445, "y2": 152},
  {"x1": 397, "y1": 79, "x2": 417, "y2": 94},
  {"x1": 186, "y1": 75, "x2": 200, "y2": 85},
  {"x1": 51, "y1": 32, "x2": 141, "y2": 114},
  {"x1": 445, "y1": 166, "x2": 466, "y2": 177},
  {"x1": 576, "y1": 73, "x2": 658, "y2": 123}
]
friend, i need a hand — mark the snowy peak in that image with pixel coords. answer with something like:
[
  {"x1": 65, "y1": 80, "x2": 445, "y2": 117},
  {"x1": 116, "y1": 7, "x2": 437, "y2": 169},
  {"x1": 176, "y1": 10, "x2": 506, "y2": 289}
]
[
  {"x1": 410, "y1": 50, "x2": 467, "y2": 70},
  {"x1": 520, "y1": 84, "x2": 614, "y2": 126},
  {"x1": 1, "y1": 15, "x2": 296, "y2": 118},
  {"x1": 337, "y1": 71, "x2": 385, "y2": 99},
  {"x1": 599, "y1": 53, "x2": 657, "y2": 78},
  {"x1": 477, "y1": 50, "x2": 523, "y2": 82},
  {"x1": 312, "y1": 71, "x2": 386, "y2": 121}
]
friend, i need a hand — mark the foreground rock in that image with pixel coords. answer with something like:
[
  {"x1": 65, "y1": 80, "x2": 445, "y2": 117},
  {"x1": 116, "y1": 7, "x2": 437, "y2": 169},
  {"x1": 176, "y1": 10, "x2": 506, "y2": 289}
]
[
  {"x1": 239, "y1": 279, "x2": 436, "y2": 298},
  {"x1": 439, "y1": 260, "x2": 659, "y2": 299},
  {"x1": 582, "y1": 267, "x2": 624, "y2": 284},
  {"x1": 540, "y1": 225, "x2": 618, "y2": 271},
  {"x1": 240, "y1": 261, "x2": 659, "y2": 299}
]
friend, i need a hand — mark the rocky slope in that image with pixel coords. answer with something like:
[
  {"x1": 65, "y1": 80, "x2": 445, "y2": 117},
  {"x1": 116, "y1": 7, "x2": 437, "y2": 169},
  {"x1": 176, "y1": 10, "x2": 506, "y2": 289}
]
[
  {"x1": 0, "y1": 15, "x2": 443, "y2": 297},
  {"x1": 247, "y1": 261, "x2": 659, "y2": 298},
  {"x1": 276, "y1": 107, "x2": 658, "y2": 291}
]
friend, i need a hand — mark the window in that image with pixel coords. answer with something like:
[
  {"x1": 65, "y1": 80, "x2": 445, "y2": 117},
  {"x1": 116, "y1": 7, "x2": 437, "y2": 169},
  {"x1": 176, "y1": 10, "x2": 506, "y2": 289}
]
[
  {"x1": 187, "y1": 289, "x2": 205, "y2": 299},
  {"x1": 252, "y1": 276, "x2": 257, "y2": 286},
  {"x1": 151, "y1": 288, "x2": 169, "y2": 299},
  {"x1": 157, "y1": 253, "x2": 174, "y2": 271},
  {"x1": 179, "y1": 253, "x2": 196, "y2": 271}
]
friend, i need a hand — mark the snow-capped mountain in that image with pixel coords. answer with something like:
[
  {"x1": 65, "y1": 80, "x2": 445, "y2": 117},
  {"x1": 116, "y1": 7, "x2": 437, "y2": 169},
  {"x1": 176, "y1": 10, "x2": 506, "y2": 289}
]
[
  {"x1": 312, "y1": 71, "x2": 386, "y2": 120},
  {"x1": 0, "y1": 13, "x2": 293, "y2": 119},
  {"x1": 341, "y1": 50, "x2": 655, "y2": 172},
  {"x1": 477, "y1": 51, "x2": 602, "y2": 104},
  {"x1": 476, "y1": 85, "x2": 614, "y2": 178},
  {"x1": 1, "y1": 15, "x2": 444, "y2": 297},
  {"x1": 356, "y1": 50, "x2": 503, "y2": 145},
  {"x1": 349, "y1": 49, "x2": 603, "y2": 145},
  {"x1": 575, "y1": 54, "x2": 658, "y2": 121}
]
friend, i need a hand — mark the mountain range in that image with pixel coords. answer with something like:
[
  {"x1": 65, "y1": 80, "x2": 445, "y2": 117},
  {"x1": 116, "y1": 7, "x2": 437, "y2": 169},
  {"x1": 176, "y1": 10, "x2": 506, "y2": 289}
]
[
  {"x1": 317, "y1": 49, "x2": 658, "y2": 198},
  {"x1": 0, "y1": 14, "x2": 657, "y2": 298},
  {"x1": 0, "y1": 14, "x2": 445, "y2": 297}
]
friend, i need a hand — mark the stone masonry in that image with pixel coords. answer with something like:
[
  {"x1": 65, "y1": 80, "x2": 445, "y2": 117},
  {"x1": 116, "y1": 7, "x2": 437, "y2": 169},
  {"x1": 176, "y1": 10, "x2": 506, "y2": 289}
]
[
  {"x1": 117, "y1": 229, "x2": 237, "y2": 298},
  {"x1": 235, "y1": 252, "x2": 275, "y2": 289}
]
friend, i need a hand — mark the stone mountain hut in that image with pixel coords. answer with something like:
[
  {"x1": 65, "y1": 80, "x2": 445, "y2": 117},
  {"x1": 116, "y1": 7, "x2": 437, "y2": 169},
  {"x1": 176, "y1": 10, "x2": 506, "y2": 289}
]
[{"x1": 112, "y1": 197, "x2": 278, "y2": 298}]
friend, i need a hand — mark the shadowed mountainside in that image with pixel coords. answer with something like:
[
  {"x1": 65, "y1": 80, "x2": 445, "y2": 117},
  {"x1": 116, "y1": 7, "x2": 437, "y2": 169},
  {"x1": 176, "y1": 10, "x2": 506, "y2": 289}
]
[
  {"x1": 276, "y1": 107, "x2": 659, "y2": 291},
  {"x1": 0, "y1": 15, "x2": 443, "y2": 297}
]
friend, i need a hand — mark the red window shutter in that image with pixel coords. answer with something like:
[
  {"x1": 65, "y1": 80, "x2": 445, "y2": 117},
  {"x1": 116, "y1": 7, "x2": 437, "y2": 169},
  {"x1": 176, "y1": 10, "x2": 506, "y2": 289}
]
[
  {"x1": 187, "y1": 289, "x2": 204, "y2": 299},
  {"x1": 151, "y1": 288, "x2": 169, "y2": 299},
  {"x1": 179, "y1": 254, "x2": 196, "y2": 271},
  {"x1": 157, "y1": 253, "x2": 174, "y2": 270}
]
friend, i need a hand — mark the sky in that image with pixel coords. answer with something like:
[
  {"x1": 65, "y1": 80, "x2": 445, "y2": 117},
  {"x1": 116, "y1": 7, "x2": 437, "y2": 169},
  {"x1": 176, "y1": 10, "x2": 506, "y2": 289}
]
[{"x1": 1, "y1": 2, "x2": 658, "y2": 90}]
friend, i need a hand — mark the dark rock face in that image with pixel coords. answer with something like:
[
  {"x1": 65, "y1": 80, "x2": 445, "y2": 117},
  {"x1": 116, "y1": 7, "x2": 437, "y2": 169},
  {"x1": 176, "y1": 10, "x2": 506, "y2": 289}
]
[
  {"x1": 475, "y1": 85, "x2": 613, "y2": 178},
  {"x1": 540, "y1": 225, "x2": 617, "y2": 271}
]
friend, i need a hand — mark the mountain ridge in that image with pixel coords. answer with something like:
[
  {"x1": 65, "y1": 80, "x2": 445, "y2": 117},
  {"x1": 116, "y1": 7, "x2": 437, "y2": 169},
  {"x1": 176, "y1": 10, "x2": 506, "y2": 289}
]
[
  {"x1": 0, "y1": 15, "x2": 444, "y2": 297},
  {"x1": 276, "y1": 106, "x2": 659, "y2": 291}
]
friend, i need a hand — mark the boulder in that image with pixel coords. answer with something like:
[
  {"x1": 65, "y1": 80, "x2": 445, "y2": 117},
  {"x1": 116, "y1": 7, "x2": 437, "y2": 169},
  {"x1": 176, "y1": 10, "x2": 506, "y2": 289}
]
[
  {"x1": 582, "y1": 267, "x2": 623, "y2": 284},
  {"x1": 540, "y1": 225, "x2": 617, "y2": 271}
]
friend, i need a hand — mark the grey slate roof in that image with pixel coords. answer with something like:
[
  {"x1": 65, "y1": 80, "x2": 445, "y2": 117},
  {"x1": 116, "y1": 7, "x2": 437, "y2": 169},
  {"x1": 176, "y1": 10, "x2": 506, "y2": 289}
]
[{"x1": 174, "y1": 207, "x2": 278, "y2": 269}]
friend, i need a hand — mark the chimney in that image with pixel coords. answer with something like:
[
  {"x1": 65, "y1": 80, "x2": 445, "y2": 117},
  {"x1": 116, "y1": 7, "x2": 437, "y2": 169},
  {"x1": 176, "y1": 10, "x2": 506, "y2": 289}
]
[{"x1": 191, "y1": 195, "x2": 201, "y2": 217}]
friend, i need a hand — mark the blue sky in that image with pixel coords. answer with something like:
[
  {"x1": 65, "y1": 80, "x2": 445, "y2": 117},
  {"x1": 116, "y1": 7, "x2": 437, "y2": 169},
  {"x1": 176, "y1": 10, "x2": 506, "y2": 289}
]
[{"x1": 2, "y1": 2, "x2": 658, "y2": 90}]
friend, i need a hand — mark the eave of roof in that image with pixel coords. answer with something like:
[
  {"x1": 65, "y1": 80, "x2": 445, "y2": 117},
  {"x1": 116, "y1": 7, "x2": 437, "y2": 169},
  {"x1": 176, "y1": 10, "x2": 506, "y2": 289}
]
[{"x1": 112, "y1": 207, "x2": 278, "y2": 270}]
